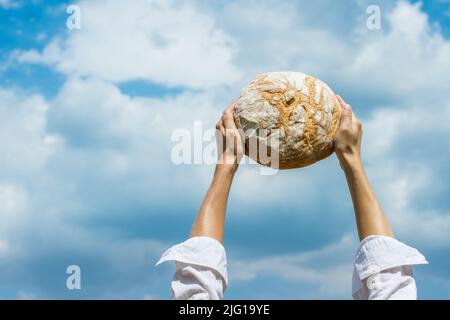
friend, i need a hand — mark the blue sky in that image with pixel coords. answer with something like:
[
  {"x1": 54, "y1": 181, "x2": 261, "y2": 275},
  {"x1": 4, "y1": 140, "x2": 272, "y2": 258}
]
[{"x1": 0, "y1": 0, "x2": 450, "y2": 299}]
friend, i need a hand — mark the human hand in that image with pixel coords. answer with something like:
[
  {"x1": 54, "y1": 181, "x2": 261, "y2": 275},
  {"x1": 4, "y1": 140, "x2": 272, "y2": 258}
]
[
  {"x1": 215, "y1": 102, "x2": 244, "y2": 172},
  {"x1": 334, "y1": 95, "x2": 363, "y2": 171}
]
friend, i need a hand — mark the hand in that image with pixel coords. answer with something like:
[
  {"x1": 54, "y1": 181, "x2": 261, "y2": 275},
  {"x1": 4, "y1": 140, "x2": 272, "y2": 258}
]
[
  {"x1": 215, "y1": 102, "x2": 244, "y2": 172},
  {"x1": 334, "y1": 96, "x2": 393, "y2": 241},
  {"x1": 334, "y1": 95, "x2": 363, "y2": 170}
]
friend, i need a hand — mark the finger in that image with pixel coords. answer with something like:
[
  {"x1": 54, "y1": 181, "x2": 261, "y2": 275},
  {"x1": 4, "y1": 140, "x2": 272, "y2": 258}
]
[
  {"x1": 336, "y1": 95, "x2": 353, "y2": 128},
  {"x1": 354, "y1": 118, "x2": 363, "y2": 136},
  {"x1": 336, "y1": 95, "x2": 351, "y2": 112},
  {"x1": 227, "y1": 100, "x2": 237, "y2": 111},
  {"x1": 224, "y1": 100, "x2": 237, "y2": 114},
  {"x1": 222, "y1": 104, "x2": 237, "y2": 130},
  {"x1": 215, "y1": 118, "x2": 225, "y2": 136}
]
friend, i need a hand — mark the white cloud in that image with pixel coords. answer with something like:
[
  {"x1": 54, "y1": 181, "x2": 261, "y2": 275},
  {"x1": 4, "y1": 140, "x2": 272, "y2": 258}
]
[
  {"x1": 230, "y1": 235, "x2": 357, "y2": 298},
  {"x1": 364, "y1": 102, "x2": 450, "y2": 247},
  {"x1": 0, "y1": 183, "x2": 27, "y2": 238},
  {"x1": 33, "y1": 0, "x2": 450, "y2": 244},
  {"x1": 202, "y1": 0, "x2": 450, "y2": 107},
  {"x1": 0, "y1": 183, "x2": 27, "y2": 217},
  {"x1": 18, "y1": 0, "x2": 241, "y2": 89},
  {"x1": 0, "y1": 88, "x2": 61, "y2": 177},
  {"x1": 3, "y1": 0, "x2": 450, "y2": 298},
  {"x1": 43, "y1": 77, "x2": 224, "y2": 210},
  {"x1": 0, "y1": 182, "x2": 28, "y2": 260},
  {"x1": 346, "y1": 1, "x2": 450, "y2": 101},
  {"x1": 221, "y1": 0, "x2": 450, "y2": 247},
  {"x1": 216, "y1": 0, "x2": 351, "y2": 86}
]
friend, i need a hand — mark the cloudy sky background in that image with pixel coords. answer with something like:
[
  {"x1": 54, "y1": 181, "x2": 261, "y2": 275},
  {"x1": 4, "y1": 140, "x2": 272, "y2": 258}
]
[{"x1": 0, "y1": 0, "x2": 449, "y2": 299}]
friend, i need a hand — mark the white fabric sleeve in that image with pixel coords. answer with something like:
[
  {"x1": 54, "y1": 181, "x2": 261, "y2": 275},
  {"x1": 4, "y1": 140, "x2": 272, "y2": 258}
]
[
  {"x1": 156, "y1": 236, "x2": 228, "y2": 300},
  {"x1": 352, "y1": 235, "x2": 428, "y2": 300}
]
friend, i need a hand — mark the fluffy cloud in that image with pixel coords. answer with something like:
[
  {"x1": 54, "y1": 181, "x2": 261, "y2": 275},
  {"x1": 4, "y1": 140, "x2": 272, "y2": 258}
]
[
  {"x1": 230, "y1": 235, "x2": 357, "y2": 298},
  {"x1": 0, "y1": 88, "x2": 60, "y2": 177},
  {"x1": 364, "y1": 102, "x2": 450, "y2": 248},
  {"x1": 0, "y1": 182, "x2": 27, "y2": 254},
  {"x1": 223, "y1": 0, "x2": 450, "y2": 247},
  {"x1": 0, "y1": 85, "x2": 177, "y2": 299},
  {"x1": 347, "y1": 1, "x2": 450, "y2": 104},
  {"x1": 45, "y1": 77, "x2": 224, "y2": 211},
  {"x1": 2, "y1": 0, "x2": 450, "y2": 298},
  {"x1": 18, "y1": 0, "x2": 241, "y2": 89}
]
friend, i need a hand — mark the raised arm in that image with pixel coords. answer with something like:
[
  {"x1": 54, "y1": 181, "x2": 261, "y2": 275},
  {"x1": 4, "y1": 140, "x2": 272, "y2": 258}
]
[
  {"x1": 190, "y1": 103, "x2": 243, "y2": 242},
  {"x1": 334, "y1": 95, "x2": 427, "y2": 300},
  {"x1": 334, "y1": 96, "x2": 393, "y2": 240},
  {"x1": 157, "y1": 102, "x2": 243, "y2": 300}
]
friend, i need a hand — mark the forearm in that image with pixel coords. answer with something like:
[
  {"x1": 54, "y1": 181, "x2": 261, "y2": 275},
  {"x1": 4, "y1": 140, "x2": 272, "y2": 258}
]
[
  {"x1": 189, "y1": 164, "x2": 236, "y2": 243},
  {"x1": 342, "y1": 156, "x2": 393, "y2": 241}
]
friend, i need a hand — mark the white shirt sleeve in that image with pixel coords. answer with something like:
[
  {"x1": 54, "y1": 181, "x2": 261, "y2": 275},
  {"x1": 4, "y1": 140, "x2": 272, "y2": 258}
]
[
  {"x1": 156, "y1": 236, "x2": 228, "y2": 300},
  {"x1": 352, "y1": 235, "x2": 428, "y2": 300}
]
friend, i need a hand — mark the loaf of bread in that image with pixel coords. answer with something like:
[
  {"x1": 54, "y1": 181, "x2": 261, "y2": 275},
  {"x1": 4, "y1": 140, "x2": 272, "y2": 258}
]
[{"x1": 234, "y1": 72, "x2": 342, "y2": 169}]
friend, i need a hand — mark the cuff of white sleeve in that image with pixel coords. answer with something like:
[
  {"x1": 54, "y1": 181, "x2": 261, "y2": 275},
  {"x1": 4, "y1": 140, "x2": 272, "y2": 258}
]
[
  {"x1": 352, "y1": 235, "x2": 428, "y2": 296},
  {"x1": 156, "y1": 236, "x2": 228, "y2": 287}
]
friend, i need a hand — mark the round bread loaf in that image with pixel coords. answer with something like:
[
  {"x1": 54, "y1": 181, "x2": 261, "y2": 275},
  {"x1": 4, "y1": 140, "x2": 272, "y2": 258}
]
[{"x1": 234, "y1": 72, "x2": 342, "y2": 169}]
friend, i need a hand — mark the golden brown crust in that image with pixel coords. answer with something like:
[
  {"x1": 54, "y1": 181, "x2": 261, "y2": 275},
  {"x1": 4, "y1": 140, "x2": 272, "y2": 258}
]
[{"x1": 235, "y1": 72, "x2": 342, "y2": 169}]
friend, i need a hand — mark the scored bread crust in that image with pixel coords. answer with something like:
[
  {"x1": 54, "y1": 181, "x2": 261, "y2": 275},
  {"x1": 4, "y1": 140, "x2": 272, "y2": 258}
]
[{"x1": 234, "y1": 72, "x2": 342, "y2": 169}]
